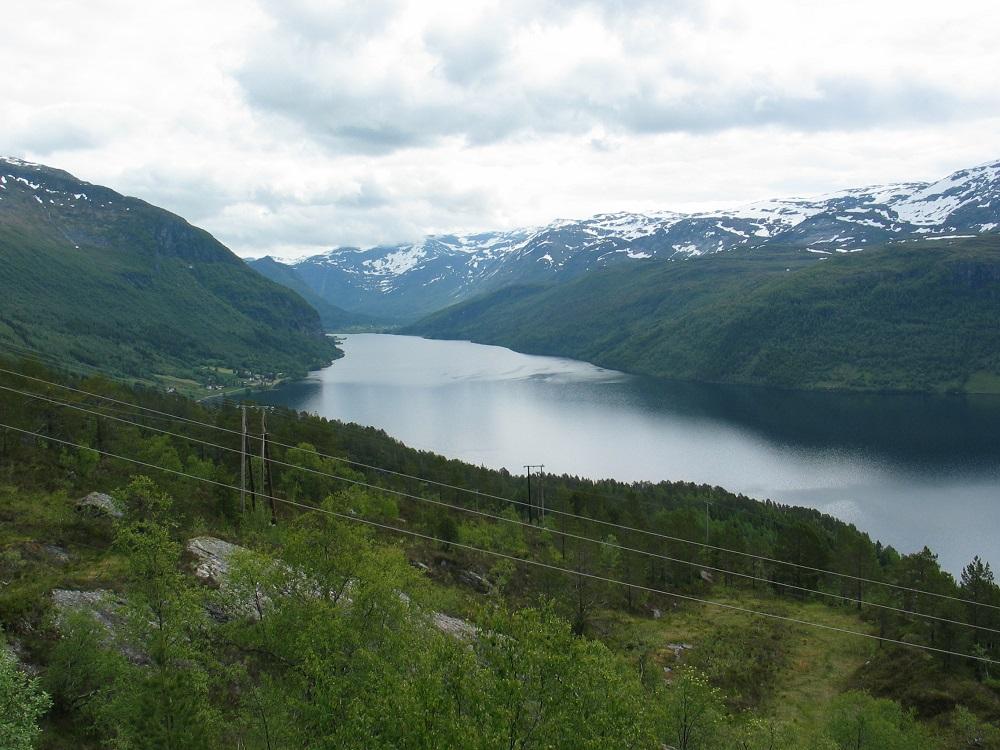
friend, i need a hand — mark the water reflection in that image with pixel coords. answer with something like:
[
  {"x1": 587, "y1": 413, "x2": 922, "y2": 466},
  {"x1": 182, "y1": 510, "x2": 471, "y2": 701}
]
[{"x1": 258, "y1": 334, "x2": 1000, "y2": 574}]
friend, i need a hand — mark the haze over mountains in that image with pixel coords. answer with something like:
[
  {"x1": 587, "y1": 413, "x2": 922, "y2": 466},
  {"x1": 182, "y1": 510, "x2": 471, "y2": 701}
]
[{"x1": 250, "y1": 159, "x2": 1000, "y2": 322}]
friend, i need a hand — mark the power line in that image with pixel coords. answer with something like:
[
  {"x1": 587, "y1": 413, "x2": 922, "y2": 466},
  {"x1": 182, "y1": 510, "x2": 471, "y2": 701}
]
[
  {"x1": 2, "y1": 358, "x2": 998, "y2": 612},
  {"x1": 0, "y1": 418, "x2": 996, "y2": 666},
  {"x1": 2, "y1": 386, "x2": 998, "y2": 636}
]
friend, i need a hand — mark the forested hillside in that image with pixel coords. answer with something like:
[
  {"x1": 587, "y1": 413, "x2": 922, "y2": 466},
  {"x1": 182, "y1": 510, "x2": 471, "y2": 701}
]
[
  {"x1": 247, "y1": 256, "x2": 381, "y2": 330},
  {"x1": 410, "y1": 237, "x2": 1000, "y2": 393},
  {"x1": 0, "y1": 158, "x2": 336, "y2": 387},
  {"x1": 1, "y1": 355, "x2": 998, "y2": 748}
]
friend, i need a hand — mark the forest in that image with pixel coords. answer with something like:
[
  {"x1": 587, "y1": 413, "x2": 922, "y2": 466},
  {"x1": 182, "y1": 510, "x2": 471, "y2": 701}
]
[
  {"x1": 410, "y1": 237, "x2": 1000, "y2": 394},
  {"x1": 1, "y1": 352, "x2": 999, "y2": 749}
]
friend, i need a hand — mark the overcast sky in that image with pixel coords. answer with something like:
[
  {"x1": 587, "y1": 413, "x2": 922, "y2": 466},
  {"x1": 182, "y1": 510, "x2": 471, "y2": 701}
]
[{"x1": 5, "y1": 0, "x2": 1000, "y2": 259}]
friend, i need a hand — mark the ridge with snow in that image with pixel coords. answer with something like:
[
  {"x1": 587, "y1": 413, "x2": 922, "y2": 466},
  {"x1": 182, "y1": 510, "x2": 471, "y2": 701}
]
[{"x1": 250, "y1": 159, "x2": 1000, "y2": 322}]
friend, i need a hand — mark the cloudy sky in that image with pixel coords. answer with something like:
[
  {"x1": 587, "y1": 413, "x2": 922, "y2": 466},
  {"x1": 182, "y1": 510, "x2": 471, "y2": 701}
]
[{"x1": 5, "y1": 0, "x2": 1000, "y2": 258}]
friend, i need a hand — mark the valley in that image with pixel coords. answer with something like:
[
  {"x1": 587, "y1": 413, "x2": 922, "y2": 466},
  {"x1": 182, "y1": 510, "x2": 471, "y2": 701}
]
[{"x1": 6, "y1": 4, "x2": 1000, "y2": 748}]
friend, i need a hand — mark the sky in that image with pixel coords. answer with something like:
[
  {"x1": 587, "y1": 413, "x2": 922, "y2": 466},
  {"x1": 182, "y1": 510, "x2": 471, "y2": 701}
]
[{"x1": 4, "y1": 0, "x2": 1000, "y2": 259}]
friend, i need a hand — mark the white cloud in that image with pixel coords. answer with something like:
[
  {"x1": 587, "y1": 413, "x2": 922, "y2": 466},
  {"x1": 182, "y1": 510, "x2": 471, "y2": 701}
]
[{"x1": 2, "y1": 0, "x2": 1000, "y2": 258}]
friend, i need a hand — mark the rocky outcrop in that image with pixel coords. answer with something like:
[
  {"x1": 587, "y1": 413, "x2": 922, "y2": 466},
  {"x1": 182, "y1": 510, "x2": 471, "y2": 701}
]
[
  {"x1": 50, "y1": 588, "x2": 147, "y2": 664},
  {"x1": 187, "y1": 536, "x2": 243, "y2": 586},
  {"x1": 51, "y1": 589, "x2": 121, "y2": 630},
  {"x1": 457, "y1": 568, "x2": 494, "y2": 594},
  {"x1": 186, "y1": 536, "x2": 478, "y2": 640},
  {"x1": 75, "y1": 492, "x2": 123, "y2": 519},
  {"x1": 431, "y1": 612, "x2": 478, "y2": 640}
]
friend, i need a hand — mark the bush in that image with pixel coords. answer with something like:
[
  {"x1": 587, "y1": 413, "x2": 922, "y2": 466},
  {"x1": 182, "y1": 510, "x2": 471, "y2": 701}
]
[{"x1": 0, "y1": 633, "x2": 52, "y2": 750}]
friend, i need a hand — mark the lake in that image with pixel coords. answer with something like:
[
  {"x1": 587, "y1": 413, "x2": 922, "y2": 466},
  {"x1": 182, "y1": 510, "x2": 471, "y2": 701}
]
[{"x1": 258, "y1": 333, "x2": 1000, "y2": 575}]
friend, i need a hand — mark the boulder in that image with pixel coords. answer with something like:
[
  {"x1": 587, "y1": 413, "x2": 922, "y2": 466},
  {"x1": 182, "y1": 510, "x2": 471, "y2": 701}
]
[
  {"x1": 186, "y1": 536, "x2": 478, "y2": 639},
  {"x1": 431, "y1": 612, "x2": 478, "y2": 640},
  {"x1": 51, "y1": 589, "x2": 121, "y2": 632},
  {"x1": 50, "y1": 588, "x2": 146, "y2": 663},
  {"x1": 187, "y1": 536, "x2": 244, "y2": 586},
  {"x1": 457, "y1": 568, "x2": 494, "y2": 594},
  {"x1": 3, "y1": 639, "x2": 40, "y2": 676},
  {"x1": 75, "y1": 492, "x2": 123, "y2": 519}
]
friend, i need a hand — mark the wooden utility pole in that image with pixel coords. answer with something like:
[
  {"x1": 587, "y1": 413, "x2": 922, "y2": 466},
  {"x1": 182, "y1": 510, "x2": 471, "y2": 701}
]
[
  {"x1": 241, "y1": 406, "x2": 257, "y2": 513},
  {"x1": 240, "y1": 406, "x2": 247, "y2": 515},
  {"x1": 524, "y1": 464, "x2": 544, "y2": 524},
  {"x1": 705, "y1": 499, "x2": 710, "y2": 545},
  {"x1": 261, "y1": 411, "x2": 277, "y2": 526}
]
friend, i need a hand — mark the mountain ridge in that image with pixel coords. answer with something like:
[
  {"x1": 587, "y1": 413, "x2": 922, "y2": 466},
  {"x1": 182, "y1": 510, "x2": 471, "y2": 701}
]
[
  {"x1": 252, "y1": 158, "x2": 1000, "y2": 322},
  {"x1": 0, "y1": 157, "x2": 337, "y2": 386}
]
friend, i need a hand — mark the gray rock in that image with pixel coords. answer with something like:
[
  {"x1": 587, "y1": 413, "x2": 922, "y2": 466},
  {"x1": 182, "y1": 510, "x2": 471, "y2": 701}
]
[
  {"x1": 51, "y1": 589, "x2": 121, "y2": 631},
  {"x1": 51, "y1": 589, "x2": 147, "y2": 664},
  {"x1": 457, "y1": 568, "x2": 494, "y2": 594},
  {"x1": 75, "y1": 492, "x2": 123, "y2": 519},
  {"x1": 186, "y1": 536, "x2": 478, "y2": 640},
  {"x1": 3, "y1": 639, "x2": 40, "y2": 676},
  {"x1": 187, "y1": 536, "x2": 244, "y2": 586},
  {"x1": 431, "y1": 612, "x2": 478, "y2": 640},
  {"x1": 41, "y1": 544, "x2": 71, "y2": 564}
]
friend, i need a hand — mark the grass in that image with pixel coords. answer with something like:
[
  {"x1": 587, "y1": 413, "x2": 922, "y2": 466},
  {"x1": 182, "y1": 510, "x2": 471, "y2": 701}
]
[
  {"x1": 594, "y1": 588, "x2": 876, "y2": 736},
  {"x1": 767, "y1": 601, "x2": 874, "y2": 733}
]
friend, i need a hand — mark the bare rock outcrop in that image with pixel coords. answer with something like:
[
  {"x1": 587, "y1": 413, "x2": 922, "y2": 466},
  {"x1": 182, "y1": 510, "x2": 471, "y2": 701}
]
[
  {"x1": 75, "y1": 492, "x2": 123, "y2": 519},
  {"x1": 186, "y1": 536, "x2": 477, "y2": 639}
]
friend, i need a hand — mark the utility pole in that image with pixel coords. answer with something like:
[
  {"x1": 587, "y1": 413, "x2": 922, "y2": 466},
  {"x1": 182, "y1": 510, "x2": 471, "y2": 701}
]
[
  {"x1": 538, "y1": 468, "x2": 546, "y2": 523},
  {"x1": 261, "y1": 411, "x2": 277, "y2": 526},
  {"x1": 705, "y1": 499, "x2": 710, "y2": 546},
  {"x1": 240, "y1": 406, "x2": 247, "y2": 515},
  {"x1": 524, "y1": 464, "x2": 544, "y2": 524},
  {"x1": 242, "y1": 406, "x2": 257, "y2": 513}
]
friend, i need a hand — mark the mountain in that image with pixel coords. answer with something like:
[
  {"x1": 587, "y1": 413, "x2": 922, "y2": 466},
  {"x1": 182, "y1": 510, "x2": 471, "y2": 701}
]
[
  {"x1": 409, "y1": 236, "x2": 1000, "y2": 393},
  {"x1": 0, "y1": 157, "x2": 336, "y2": 384},
  {"x1": 258, "y1": 159, "x2": 1000, "y2": 323},
  {"x1": 248, "y1": 256, "x2": 380, "y2": 330}
]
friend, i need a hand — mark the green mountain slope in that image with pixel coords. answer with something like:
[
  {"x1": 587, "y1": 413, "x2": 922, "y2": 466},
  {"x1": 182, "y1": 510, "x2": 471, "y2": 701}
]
[
  {"x1": 247, "y1": 256, "x2": 381, "y2": 330},
  {"x1": 0, "y1": 158, "x2": 336, "y2": 383},
  {"x1": 409, "y1": 237, "x2": 1000, "y2": 393}
]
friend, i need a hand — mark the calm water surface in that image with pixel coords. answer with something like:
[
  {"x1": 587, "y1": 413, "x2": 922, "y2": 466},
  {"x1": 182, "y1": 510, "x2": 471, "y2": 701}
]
[{"x1": 259, "y1": 334, "x2": 1000, "y2": 575}]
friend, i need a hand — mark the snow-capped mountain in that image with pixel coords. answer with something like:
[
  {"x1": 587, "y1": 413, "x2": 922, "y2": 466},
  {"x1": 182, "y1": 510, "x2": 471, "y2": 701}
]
[{"x1": 252, "y1": 159, "x2": 1000, "y2": 322}]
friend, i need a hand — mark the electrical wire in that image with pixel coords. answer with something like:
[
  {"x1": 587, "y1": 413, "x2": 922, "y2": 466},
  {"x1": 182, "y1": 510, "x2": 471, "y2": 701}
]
[
  {"x1": 2, "y1": 354, "x2": 998, "y2": 613},
  {"x1": 1, "y1": 419, "x2": 996, "y2": 666},
  {"x1": 4, "y1": 381, "x2": 998, "y2": 635}
]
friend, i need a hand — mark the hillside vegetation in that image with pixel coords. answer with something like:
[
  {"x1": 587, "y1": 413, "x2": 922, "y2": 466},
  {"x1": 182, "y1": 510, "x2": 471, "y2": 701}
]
[
  {"x1": 410, "y1": 237, "x2": 1000, "y2": 393},
  {"x1": 0, "y1": 160, "x2": 336, "y2": 387},
  {"x1": 247, "y1": 256, "x2": 383, "y2": 331},
  {"x1": 0, "y1": 357, "x2": 997, "y2": 748}
]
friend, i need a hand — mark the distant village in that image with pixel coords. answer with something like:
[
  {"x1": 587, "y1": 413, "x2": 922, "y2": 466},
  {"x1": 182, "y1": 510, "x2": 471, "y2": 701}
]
[{"x1": 188, "y1": 367, "x2": 285, "y2": 394}]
